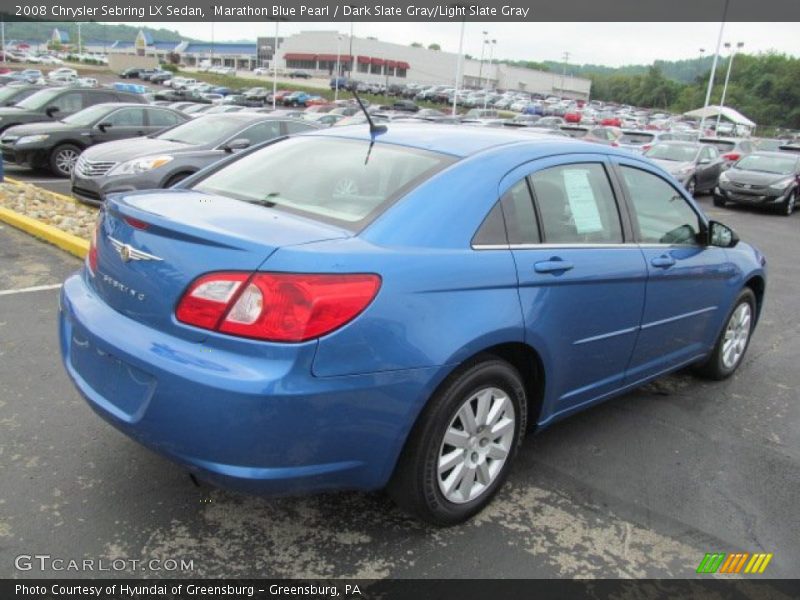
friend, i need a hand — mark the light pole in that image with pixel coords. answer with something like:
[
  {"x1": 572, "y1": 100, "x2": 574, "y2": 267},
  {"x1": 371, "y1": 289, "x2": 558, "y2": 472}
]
[
  {"x1": 272, "y1": 21, "x2": 279, "y2": 109},
  {"x1": 348, "y1": 18, "x2": 354, "y2": 79},
  {"x1": 483, "y1": 39, "x2": 496, "y2": 109},
  {"x1": 452, "y1": 19, "x2": 465, "y2": 116},
  {"x1": 560, "y1": 51, "x2": 570, "y2": 97},
  {"x1": 334, "y1": 35, "x2": 342, "y2": 102},
  {"x1": 699, "y1": 0, "x2": 730, "y2": 137},
  {"x1": 477, "y1": 30, "x2": 488, "y2": 88},
  {"x1": 715, "y1": 41, "x2": 743, "y2": 133},
  {"x1": 77, "y1": 22, "x2": 82, "y2": 54}
]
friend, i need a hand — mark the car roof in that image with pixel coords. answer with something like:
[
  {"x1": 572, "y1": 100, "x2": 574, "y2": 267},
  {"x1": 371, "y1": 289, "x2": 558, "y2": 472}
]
[
  {"x1": 307, "y1": 122, "x2": 618, "y2": 158},
  {"x1": 750, "y1": 150, "x2": 799, "y2": 158}
]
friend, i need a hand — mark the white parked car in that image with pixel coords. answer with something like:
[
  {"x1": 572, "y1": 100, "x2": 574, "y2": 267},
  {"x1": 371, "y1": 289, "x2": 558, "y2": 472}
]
[
  {"x1": 48, "y1": 67, "x2": 78, "y2": 80},
  {"x1": 76, "y1": 77, "x2": 98, "y2": 87}
]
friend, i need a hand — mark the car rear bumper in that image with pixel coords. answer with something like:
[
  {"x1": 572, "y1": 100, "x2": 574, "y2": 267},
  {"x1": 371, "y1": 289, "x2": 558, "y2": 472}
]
[{"x1": 58, "y1": 271, "x2": 439, "y2": 495}]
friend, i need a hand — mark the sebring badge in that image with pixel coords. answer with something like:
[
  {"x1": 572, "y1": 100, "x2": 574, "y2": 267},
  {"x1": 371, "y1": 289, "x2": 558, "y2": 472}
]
[{"x1": 108, "y1": 237, "x2": 163, "y2": 263}]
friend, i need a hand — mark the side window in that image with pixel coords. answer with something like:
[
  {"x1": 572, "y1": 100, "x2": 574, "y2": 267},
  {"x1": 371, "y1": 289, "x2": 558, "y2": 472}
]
[
  {"x1": 708, "y1": 146, "x2": 720, "y2": 159},
  {"x1": 473, "y1": 179, "x2": 540, "y2": 246},
  {"x1": 529, "y1": 163, "x2": 623, "y2": 244},
  {"x1": 284, "y1": 120, "x2": 314, "y2": 134},
  {"x1": 502, "y1": 179, "x2": 540, "y2": 244},
  {"x1": 472, "y1": 203, "x2": 507, "y2": 246},
  {"x1": 51, "y1": 92, "x2": 83, "y2": 113},
  {"x1": 620, "y1": 166, "x2": 701, "y2": 245},
  {"x1": 700, "y1": 147, "x2": 713, "y2": 161},
  {"x1": 93, "y1": 92, "x2": 118, "y2": 104},
  {"x1": 105, "y1": 108, "x2": 145, "y2": 127},
  {"x1": 236, "y1": 120, "x2": 283, "y2": 144},
  {"x1": 147, "y1": 109, "x2": 183, "y2": 127}
]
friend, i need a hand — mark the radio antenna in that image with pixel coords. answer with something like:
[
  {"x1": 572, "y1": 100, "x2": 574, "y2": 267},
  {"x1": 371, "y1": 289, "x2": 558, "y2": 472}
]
[{"x1": 352, "y1": 89, "x2": 387, "y2": 135}]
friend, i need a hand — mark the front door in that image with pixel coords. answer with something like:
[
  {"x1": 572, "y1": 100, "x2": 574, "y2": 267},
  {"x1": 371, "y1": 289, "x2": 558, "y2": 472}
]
[{"x1": 615, "y1": 162, "x2": 735, "y2": 382}]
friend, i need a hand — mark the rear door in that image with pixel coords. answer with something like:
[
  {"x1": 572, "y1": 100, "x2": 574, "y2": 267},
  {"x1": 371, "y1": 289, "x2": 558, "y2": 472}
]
[
  {"x1": 144, "y1": 108, "x2": 185, "y2": 134},
  {"x1": 696, "y1": 146, "x2": 723, "y2": 190},
  {"x1": 503, "y1": 155, "x2": 648, "y2": 419},
  {"x1": 614, "y1": 159, "x2": 735, "y2": 381},
  {"x1": 95, "y1": 107, "x2": 148, "y2": 142}
]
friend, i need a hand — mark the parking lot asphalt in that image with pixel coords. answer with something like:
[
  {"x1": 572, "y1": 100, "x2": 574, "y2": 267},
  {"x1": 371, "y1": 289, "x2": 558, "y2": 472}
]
[
  {"x1": 1, "y1": 194, "x2": 799, "y2": 579},
  {"x1": 3, "y1": 165, "x2": 72, "y2": 197}
]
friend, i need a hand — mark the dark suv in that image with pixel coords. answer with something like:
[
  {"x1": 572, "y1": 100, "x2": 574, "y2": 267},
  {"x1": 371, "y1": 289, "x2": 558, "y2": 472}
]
[{"x1": 0, "y1": 87, "x2": 147, "y2": 134}]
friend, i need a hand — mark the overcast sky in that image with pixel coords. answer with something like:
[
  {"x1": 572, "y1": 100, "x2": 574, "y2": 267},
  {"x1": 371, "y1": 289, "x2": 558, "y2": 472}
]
[{"x1": 124, "y1": 21, "x2": 798, "y2": 67}]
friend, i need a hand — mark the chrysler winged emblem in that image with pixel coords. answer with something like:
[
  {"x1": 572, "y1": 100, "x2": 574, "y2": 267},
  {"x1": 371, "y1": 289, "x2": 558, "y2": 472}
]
[{"x1": 108, "y1": 237, "x2": 163, "y2": 263}]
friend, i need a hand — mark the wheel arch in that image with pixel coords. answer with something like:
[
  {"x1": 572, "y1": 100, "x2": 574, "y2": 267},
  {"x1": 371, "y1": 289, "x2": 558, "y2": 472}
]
[{"x1": 744, "y1": 274, "x2": 766, "y2": 323}]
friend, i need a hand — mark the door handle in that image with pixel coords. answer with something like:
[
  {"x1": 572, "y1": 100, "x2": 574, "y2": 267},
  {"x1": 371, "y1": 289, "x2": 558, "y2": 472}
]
[
  {"x1": 651, "y1": 255, "x2": 676, "y2": 268},
  {"x1": 534, "y1": 259, "x2": 574, "y2": 274}
]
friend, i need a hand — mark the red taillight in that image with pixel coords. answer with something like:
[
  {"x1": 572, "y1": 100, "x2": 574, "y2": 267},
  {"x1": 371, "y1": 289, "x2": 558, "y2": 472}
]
[
  {"x1": 723, "y1": 152, "x2": 741, "y2": 161},
  {"x1": 176, "y1": 272, "x2": 381, "y2": 342},
  {"x1": 641, "y1": 144, "x2": 652, "y2": 152},
  {"x1": 86, "y1": 212, "x2": 102, "y2": 275},
  {"x1": 124, "y1": 216, "x2": 150, "y2": 230}
]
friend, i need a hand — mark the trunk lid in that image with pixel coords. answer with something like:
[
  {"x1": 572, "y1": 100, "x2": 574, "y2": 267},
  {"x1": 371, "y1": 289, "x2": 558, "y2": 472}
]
[{"x1": 92, "y1": 189, "x2": 351, "y2": 340}]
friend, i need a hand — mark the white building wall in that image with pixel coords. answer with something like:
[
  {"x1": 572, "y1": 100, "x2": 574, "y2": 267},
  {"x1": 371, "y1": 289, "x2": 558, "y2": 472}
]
[{"x1": 277, "y1": 30, "x2": 591, "y2": 98}]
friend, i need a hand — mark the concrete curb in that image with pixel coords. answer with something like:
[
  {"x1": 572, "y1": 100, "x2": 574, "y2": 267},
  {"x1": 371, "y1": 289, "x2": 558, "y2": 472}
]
[
  {"x1": 3, "y1": 176, "x2": 88, "y2": 207},
  {"x1": 0, "y1": 206, "x2": 89, "y2": 259}
]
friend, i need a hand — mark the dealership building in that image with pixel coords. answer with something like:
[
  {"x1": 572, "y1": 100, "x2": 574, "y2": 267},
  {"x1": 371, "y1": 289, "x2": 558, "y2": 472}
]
[{"x1": 109, "y1": 28, "x2": 591, "y2": 98}]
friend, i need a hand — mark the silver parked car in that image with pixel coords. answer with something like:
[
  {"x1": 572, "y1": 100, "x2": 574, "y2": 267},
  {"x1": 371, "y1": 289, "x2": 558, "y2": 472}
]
[{"x1": 71, "y1": 113, "x2": 319, "y2": 205}]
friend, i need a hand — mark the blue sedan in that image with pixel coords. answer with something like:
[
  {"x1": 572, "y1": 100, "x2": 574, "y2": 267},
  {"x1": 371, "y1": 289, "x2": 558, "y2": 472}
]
[{"x1": 59, "y1": 125, "x2": 766, "y2": 524}]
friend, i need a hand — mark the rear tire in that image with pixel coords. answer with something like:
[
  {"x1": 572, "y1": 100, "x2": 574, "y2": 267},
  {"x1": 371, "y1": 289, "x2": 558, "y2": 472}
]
[
  {"x1": 388, "y1": 357, "x2": 527, "y2": 526},
  {"x1": 713, "y1": 196, "x2": 727, "y2": 207},
  {"x1": 694, "y1": 289, "x2": 756, "y2": 380}
]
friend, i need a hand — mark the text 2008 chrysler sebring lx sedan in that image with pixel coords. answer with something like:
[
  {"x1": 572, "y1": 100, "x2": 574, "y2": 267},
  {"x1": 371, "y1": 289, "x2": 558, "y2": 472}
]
[{"x1": 59, "y1": 125, "x2": 766, "y2": 524}]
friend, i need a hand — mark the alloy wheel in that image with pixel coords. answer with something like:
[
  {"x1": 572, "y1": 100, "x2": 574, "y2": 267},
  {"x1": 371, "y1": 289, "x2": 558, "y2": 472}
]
[
  {"x1": 721, "y1": 302, "x2": 752, "y2": 370},
  {"x1": 437, "y1": 386, "x2": 515, "y2": 504},
  {"x1": 55, "y1": 148, "x2": 79, "y2": 176},
  {"x1": 785, "y1": 193, "x2": 796, "y2": 216}
]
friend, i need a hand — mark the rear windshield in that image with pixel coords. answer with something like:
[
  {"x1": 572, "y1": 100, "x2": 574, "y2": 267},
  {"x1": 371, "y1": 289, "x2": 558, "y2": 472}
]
[
  {"x1": 619, "y1": 132, "x2": 655, "y2": 145},
  {"x1": 702, "y1": 139, "x2": 735, "y2": 152},
  {"x1": 191, "y1": 137, "x2": 454, "y2": 229},
  {"x1": 645, "y1": 144, "x2": 699, "y2": 162}
]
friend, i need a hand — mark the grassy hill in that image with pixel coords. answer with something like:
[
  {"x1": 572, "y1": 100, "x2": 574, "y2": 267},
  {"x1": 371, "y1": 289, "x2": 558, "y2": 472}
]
[{"x1": 1, "y1": 21, "x2": 189, "y2": 44}]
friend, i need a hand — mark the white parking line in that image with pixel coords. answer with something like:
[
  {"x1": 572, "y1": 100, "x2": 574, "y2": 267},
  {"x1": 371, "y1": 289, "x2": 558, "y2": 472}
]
[{"x1": 0, "y1": 283, "x2": 63, "y2": 296}]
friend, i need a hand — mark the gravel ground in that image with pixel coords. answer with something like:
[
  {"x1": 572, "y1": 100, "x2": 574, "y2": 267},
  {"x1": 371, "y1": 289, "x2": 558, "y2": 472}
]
[{"x1": 0, "y1": 181, "x2": 96, "y2": 239}]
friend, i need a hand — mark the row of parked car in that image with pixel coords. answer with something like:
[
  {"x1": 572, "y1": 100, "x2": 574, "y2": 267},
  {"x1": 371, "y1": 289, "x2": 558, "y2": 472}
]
[{"x1": 1, "y1": 66, "x2": 797, "y2": 217}]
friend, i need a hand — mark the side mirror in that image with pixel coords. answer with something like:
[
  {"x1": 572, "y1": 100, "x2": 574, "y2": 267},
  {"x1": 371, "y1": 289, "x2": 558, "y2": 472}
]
[
  {"x1": 708, "y1": 220, "x2": 739, "y2": 248},
  {"x1": 97, "y1": 122, "x2": 112, "y2": 132},
  {"x1": 698, "y1": 158, "x2": 711, "y2": 165},
  {"x1": 45, "y1": 106, "x2": 60, "y2": 117},
  {"x1": 223, "y1": 138, "x2": 250, "y2": 153}
]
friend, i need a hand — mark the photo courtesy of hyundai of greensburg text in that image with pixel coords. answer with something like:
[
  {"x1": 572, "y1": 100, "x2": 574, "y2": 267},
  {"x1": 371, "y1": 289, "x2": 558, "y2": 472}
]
[{"x1": 0, "y1": 0, "x2": 799, "y2": 598}]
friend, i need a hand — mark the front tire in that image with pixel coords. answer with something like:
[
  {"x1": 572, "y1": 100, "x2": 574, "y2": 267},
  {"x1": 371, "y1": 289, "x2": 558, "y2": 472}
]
[
  {"x1": 388, "y1": 357, "x2": 527, "y2": 525},
  {"x1": 713, "y1": 196, "x2": 727, "y2": 207},
  {"x1": 686, "y1": 177, "x2": 697, "y2": 197},
  {"x1": 49, "y1": 143, "x2": 81, "y2": 177},
  {"x1": 694, "y1": 289, "x2": 756, "y2": 380},
  {"x1": 780, "y1": 190, "x2": 796, "y2": 216}
]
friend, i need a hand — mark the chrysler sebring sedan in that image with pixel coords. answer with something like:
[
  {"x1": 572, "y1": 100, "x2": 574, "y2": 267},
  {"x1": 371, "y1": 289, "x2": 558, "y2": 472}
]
[{"x1": 59, "y1": 125, "x2": 766, "y2": 524}]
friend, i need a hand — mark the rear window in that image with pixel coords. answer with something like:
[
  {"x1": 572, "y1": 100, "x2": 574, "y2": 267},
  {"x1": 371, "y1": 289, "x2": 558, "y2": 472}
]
[
  {"x1": 619, "y1": 132, "x2": 655, "y2": 145},
  {"x1": 191, "y1": 137, "x2": 454, "y2": 229},
  {"x1": 702, "y1": 139, "x2": 735, "y2": 152}
]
